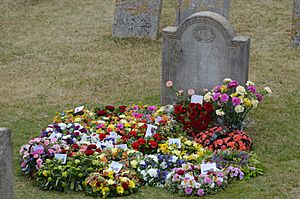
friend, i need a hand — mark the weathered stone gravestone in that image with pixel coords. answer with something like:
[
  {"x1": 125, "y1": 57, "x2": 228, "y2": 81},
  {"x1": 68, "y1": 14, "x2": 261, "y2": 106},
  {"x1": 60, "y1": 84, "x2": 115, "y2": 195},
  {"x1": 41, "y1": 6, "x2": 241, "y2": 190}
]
[
  {"x1": 0, "y1": 128, "x2": 15, "y2": 199},
  {"x1": 161, "y1": 12, "x2": 250, "y2": 105},
  {"x1": 292, "y1": 0, "x2": 300, "y2": 47},
  {"x1": 112, "y1": 0, "x2": 163, "y2": 40},
  {"x1": 176, "y1": 0, "x2": 230, "y2": 26}
]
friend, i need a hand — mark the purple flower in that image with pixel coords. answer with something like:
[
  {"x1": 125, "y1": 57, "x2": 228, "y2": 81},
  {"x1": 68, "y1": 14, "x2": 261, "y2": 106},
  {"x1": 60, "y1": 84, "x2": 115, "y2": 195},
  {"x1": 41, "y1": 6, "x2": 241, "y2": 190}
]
[
  {"x1": 197, "y1": 189, "x2": 205, "y2": 196},
  {"x1": 214, "y1": 86, "x2": 221, "y2": 93},
  {"x1": 185, "y1": 187, "x2": 193, "y2": 195},
  {"x1": 232, "y1": 97, "x2": 241, "y2": 106},
  {"x1": 247, "y1": 85, "x2": 256, "y2": 93},
  {"x1": 255, "y1": 93, "x2": 263, "y2": 102},
  {"x1": 220, "y1": 94, "x2": 229, "y2": 103},
  {"x1": 116, "y1": 123, "x2": 124, "y2": 129},
  {"x1": 228, "y1": 80, "x2": 239, "y2": 88},
  {"x1": 97, "y1": 124, "x2": 104, "y2": 128},
  {"x1": 203, "y1": 177, "x2": 212, "y2": 184},
  {"x1": 213, "y1": 93, "x2": 221, "y2": 101},
  {"x1": 147, "y1": 106, "x2": 157, "y2": 112},
  {"x1": 217, "y1": 180, "x2": 222, "y2": 186}
]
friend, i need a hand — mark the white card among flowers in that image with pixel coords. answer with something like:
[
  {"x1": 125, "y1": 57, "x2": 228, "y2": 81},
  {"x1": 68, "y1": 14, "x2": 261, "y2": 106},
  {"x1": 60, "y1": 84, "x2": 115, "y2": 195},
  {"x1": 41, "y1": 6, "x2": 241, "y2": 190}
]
[
  {"x1": 169, "y1": 138, "x2": 181, "y2": 148},
  {"x1": 145, "y1": 124, "x2": 157, "y2": 137},
  {"x1": 109, "y1": 161, "x2": 123, "y2": 173},
  {"x1": 54, "y1": 154, "x2": 67, "y2": 164},
  {"x1": 201, "y1": 163, "x2": 217, "y2": 174},
  {"x1": 191, "y1": 95, "x2": 203, "y2": 105}
]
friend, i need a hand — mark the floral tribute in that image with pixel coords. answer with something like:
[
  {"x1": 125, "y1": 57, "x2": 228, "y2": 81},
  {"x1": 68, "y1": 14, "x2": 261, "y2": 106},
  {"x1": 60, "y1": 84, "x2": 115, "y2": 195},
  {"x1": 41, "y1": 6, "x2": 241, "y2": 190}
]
[{"x1": 19, "y1": 78, "x2": 270, "y2": 198}]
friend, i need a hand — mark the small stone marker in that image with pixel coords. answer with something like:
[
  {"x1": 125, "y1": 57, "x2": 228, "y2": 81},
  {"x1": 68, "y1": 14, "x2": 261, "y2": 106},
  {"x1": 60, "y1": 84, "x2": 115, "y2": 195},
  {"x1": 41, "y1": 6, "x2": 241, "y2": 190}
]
[
  {"x1": 292, "y1": 0, "x2": 300, "y2": 47},
  {"x1": 176, "y1": 0, "x2": 230, "y2": 26},
  {"x1": 0, "y1": 128, "x2": 15, "y2": 199},
  {"x1": 112, "y1": 0, "x2": 163, "y2": 40},
  {"x1": 161, "y1": 12, "x2": 250, "y2": 105}
]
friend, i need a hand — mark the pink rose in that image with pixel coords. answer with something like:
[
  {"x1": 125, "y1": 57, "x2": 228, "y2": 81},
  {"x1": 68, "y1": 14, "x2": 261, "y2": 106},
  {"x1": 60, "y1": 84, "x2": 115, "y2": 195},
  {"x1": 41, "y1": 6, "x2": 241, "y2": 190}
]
[{"x1": 166, "y1": 80, "x2": 173, "y2": 88}]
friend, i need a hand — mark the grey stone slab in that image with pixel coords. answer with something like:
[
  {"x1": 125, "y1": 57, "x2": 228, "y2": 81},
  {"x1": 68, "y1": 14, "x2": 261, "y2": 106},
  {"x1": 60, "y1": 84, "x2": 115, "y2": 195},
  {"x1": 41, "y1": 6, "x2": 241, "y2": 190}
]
[
  {"x1": 292, "y1": 0, "x2": 300, "y2": 47},
  {"x1": 161, "y1": 11, "x2": 250, "y2": 105},
  {"x1": 0, "y1": 128, "x2": 15, "y2": 199},
  {"x1": 112, "y1": 0, "x2": 163, "y2": 40},
  {"x1": 176, "y1": 0, "x2": 230, "y2": 26}
]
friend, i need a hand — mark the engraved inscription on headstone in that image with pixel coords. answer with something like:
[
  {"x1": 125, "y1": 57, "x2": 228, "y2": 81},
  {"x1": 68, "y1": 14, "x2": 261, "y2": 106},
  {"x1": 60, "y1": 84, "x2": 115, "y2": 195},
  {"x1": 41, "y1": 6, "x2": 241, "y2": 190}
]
[
  {"x1": 292, "y1": 0, "x2": 300, "y2": 47},
  {"x1": 161, "y1": 12, "x2": 250, "y2": 105},
  {"x1": 112, "y1": 0, "x2": 163, "y2": 40},
  {"x1": 176, "y1": 0, "x2": 230, "y2": 26}
]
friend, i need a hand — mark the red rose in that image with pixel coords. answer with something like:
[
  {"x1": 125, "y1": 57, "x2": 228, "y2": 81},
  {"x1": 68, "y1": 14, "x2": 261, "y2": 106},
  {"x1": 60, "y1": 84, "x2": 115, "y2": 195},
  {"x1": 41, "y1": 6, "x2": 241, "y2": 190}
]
[
  {"x1": 137, "y1": 138, "x2": 146, "y2": 145},
  {"x1": 149, "y1": 140, "x2": 158, "y2": 148},
  {"x1": 97, "y1": 110, "x2": 107, "y2": 116},
  {"x1": 203, "y1": 103, "x2": 214, "y2": 113},
  {"x1": 188, "y1": 103, "x2": 197, "y2": 110},
  {"x1": 174, "y1": 105, "x2": 183, "y2": 114},
  {"x1": 106, "y1": 105, "x2": 115, "y2": 111},
  {"x1": 132, "y1": 142, "x2": 140, "y2": 150},
  {"x1": 177, "y1": 169, "x2": 185, "y2": 175},
  {"x1": 71, "y1": 143, "x2": 79, "y2": 150},
  {"x1": 85, "y1": 149, "x2": 94, "y2": 155},
  {"x1": 129, "y1": 131, "x2": 137, "y2": 137},
  {"x1": 99, "y1": 133, "x2": 107, "y2": 141}
]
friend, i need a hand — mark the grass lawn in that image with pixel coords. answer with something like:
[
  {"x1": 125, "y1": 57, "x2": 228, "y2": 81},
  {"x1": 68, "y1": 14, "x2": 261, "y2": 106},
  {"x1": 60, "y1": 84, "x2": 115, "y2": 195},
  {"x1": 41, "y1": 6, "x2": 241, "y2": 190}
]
[{"x1": 1, "y1": 0, "x2": 300, "y2": 198}]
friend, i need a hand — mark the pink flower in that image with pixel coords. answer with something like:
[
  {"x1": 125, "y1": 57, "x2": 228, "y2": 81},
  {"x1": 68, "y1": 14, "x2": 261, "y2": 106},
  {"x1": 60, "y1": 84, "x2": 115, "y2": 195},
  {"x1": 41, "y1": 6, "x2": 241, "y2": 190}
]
[
  {"x1": 232, "y1": 97, "x2": 241, "y2": 106},
  {"x1": 33, "y1": 154, "x2": 39, "y2": 159},
  {"x1": 36, "y1": 158, "x2": 43, "y2": 165},
  {"x1": 197, "y1": 189, "x2": 205, "y2": 196},
  {"x1": 185, "y1": 187, "x2": 193, "y2": 195},
  {"x1": 44, "y1": 140, "x2": 49, "y2": 146},
  {"x1": 203, "y1": 177, "x2": 212, "y2": 184},
  {"x1": 247, "y1": 85, "x2": 256, "y2": 93},
  {"x1": 188, "y1": 89, "x2": 195, "y2": 95},
  {"x1": 221, "y1": 94, "x2": 229, "y2": 103},
  {"x1": 213, "y1": 93, "x2": 221, "y2": 101},
  {"x1": 166, "y1": 80, "x2": 173, "y2": 88},
  {"x1": 21, "y1": 162, "x2": 27, "y2": 167},
  {"x1": 228, "y1": 80, "x2": 239, "y2": 88}
]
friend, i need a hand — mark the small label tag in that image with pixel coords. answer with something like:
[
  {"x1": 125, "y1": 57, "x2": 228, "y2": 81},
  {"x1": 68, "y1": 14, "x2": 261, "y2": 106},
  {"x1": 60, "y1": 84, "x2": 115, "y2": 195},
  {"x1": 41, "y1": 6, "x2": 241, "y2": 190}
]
[
  {"x1": 54, "y1": 154, "x2": 67, "y2": 164},
  {"x1": 201, "y1": 163, "x2": 217, "y2": 175},
  {"x1": 115, "y1": 144, "x2": 128, "y2": 150},
  {"x1": 109, "y1": 161, "x2": 123, "y2": 173},
  {"x1": 145, "y1": 124, "x2": 157, "y2": 137},
  {"x1": 168, "y1": 138, "x2": 182, "y2": 148},
  {"x1": 191, "y1": 95, "x2": 203, "y2": 105},
  {"x1": 74, "y1": 106, "x2": 84, "y2": 114}
]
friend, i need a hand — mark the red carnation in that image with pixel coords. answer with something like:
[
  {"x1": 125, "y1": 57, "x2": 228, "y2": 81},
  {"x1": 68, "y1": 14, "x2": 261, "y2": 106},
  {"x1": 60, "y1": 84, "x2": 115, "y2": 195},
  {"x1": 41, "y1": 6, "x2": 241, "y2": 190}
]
[
  {"x1": 137, "y1": 138, "x2": 146, "y2": 145},
  {"x1": 153, "y1": 133, "x2": 161, "y2": 141},
  {"x1": 129, "y1": 131, "x2": 137, "y2": 137},
  {"x1": 106, "y1": 105, "x2": 115, "y2": 111},
  {"x1": 71, "y1": 143, "x2": 79, "y2": 150},
  {"x1": 85, "y1": 149, "x2": 94, "y2": 155},
  {"x1": 119, "y1": 106, "x2": 127, "y2": 113},
  {"x1": 132, "y1": 142, "x2": 140, "y2": 150},
  {"x1": 97, "y1": 110, "x2": 107, "y2": 116},
  {"x1": 203, "y1": 103, "x2": 214, "y2": 113},
  {"x1": 174, "y1": 105, "x2": 183, "y2": 114},
  {"x1": 177, "y1": 169, "x2": 185, "y2": 175},
  {"x1": 99, "y1": 133, "x2": 107, "y2": 141}
]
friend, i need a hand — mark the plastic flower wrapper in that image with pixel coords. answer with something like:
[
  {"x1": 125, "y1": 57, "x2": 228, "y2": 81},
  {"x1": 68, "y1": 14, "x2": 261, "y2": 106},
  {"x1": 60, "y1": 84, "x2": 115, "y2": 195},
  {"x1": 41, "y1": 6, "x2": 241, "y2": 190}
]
[
  {"x1": 136, "y1": 154, "x2": 186, "y2": 187},
  {"x1": 204, "y1": 78, "x2": 272, "y2": 130},
  {"x1": 158, "y1": 137, "x2": 212, "y2": 163},
  {"x1": 165, "y1": 163, "x2": 227, "y2": 197}
]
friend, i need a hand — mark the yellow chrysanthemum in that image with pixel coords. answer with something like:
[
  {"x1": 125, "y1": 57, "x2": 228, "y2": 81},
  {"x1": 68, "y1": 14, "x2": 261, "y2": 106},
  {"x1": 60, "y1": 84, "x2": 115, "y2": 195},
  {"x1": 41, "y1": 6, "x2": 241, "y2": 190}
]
[
  {"x1": 129, "y1": 180, "x2": 135, "y2": 188},
  {"x1": 108, "y1": 171, "x2": 114, "y2": 180},
  {"x1": 117, "y1": 185, "x2": 124, "y2": 194},
  {"x1": 101, "y1": 187, "x2": 110, "y2": 196}
]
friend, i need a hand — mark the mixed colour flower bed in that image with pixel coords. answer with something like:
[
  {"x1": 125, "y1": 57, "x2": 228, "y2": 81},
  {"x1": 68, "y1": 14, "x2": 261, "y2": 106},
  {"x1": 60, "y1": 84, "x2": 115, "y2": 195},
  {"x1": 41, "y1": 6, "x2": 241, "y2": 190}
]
[{"x1": 19, "y1": 78, "x2": 271, "y2": 198}]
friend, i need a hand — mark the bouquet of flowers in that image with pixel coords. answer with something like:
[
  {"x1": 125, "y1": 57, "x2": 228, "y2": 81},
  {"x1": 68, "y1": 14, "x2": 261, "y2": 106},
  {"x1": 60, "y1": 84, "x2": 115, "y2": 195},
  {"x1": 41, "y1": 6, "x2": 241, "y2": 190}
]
[
  {"x1": 165, "y1": 163, "x2": 227, "y2": 197},
  {"x1": 136, "y1": 154, "x2": 185, "y2": 187},
  {"x1": 203, "y1": 78, "x2": 272, "y2": 130}
]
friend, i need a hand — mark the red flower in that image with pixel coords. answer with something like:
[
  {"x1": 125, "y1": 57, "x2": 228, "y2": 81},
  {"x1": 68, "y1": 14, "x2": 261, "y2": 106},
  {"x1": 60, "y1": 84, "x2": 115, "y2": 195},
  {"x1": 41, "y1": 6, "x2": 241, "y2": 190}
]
[
  {"x1": 87, "y1": 144, "x2": 97, "y2": 150},
  {"x1": 106, "y1": 105, "x2": 115, "y2": 111},
  {"x1": 99, "y1": 133, "x2": 107, "y2": 141},
  {"x1": 203, "y1": 103, "x2": 214, "y2": 113},
  {"x1": 149, "y1": 140, "x2": 158, "y2": 148},
  {"x1": 118, "y1": 106, "x2": 127, "y2": 113},
  {"x1": 137, "y1": 138, "x2": 146, "y2": 145},
  {"x1": 174, "y1": 105, "x2": 183, "y2": 114},
  {"x1": 97, "y1": 110, "x2": 107, "y2": 116},
  {"x1": 132, "y1": 142, "x2": 140, "y2": 150},
  {"x1": 122, "y1": 182, "x2": 129, "y2": 190},
  {"x1": 71, "y1": 143, "x2": 79, "y2": 150},
  {"x1": 153, "y1": 133, "x2": 161, "y2": 141},
  {"x1": 177, "y1": 169, "x2": 185, "y2": 175},
  {"x1": 129, "y1": 131, "x2": 137, "y2": 137},
  {"x1": 85, "y1": 149, "x2": 94, "y2": 155}
]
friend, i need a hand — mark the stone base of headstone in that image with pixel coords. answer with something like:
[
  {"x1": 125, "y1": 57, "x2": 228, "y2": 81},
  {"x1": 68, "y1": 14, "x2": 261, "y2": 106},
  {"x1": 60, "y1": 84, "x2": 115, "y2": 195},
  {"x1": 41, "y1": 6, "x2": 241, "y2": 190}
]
[
  {"x1": 0, "y1": 128, "x2": 15, "y2": 199},
  {"x1": 292, "y1": 0, "x2": 300, "y2": 47}
]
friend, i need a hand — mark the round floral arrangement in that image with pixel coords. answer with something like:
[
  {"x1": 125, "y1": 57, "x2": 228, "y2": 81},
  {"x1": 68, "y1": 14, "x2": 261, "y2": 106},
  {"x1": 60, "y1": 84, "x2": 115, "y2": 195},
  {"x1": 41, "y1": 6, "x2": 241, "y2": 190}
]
[{"x1": 18, "y1": 78, "x2": 270, "y2": 198}]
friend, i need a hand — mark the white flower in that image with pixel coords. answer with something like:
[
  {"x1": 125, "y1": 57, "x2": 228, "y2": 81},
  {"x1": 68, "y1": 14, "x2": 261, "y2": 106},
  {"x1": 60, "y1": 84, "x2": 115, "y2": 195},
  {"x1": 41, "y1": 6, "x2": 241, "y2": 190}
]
[
  {"x1": 58, "y1": 123, "x2": 67, "y2": 130},
  {"x1": 148, "y1": 155, "x2": 158, "y2": 163},
  {"x1": 171, "y1": 155, "x2": 178, "y2": 163},
  {"x1": 251, "y1": 99, "x2": 259, "y2": 108},
  {"x1": 160, "y1": 162, "x2": 167, "y2": 169},
  {"x1": 147, "y1": 169, "x2": 158, "y2": 178},
  {"x1": 204, "y1": 92, "x2": 212, "y2": 102},
  {"x1": 223, "y1": 78, "x2": 232, "y2": 83},
  {"x1": 236, "y1": 86, "x2": 246, "y2": 95},
  {"x1": 140, "y1": 170, "x2": 147, "y2": 177},
  {"x1": 264, "y1": 87, "x2": 272, "y2": 94},
  {"x1": 210, "y1": 182, "x2": 215, "y2": 188},
  {"x1": 216, "y1": 109, "x2": 225, "y2": 116},
  {"x1": 234, "y1": 105, "x2": 245, "y2": 113},
  {"x1": 246, "y1": 80, "x2": 255, "y2": 86},
  {"x1": 46, "y1": 128, "x2": 53, "y2": 132}
]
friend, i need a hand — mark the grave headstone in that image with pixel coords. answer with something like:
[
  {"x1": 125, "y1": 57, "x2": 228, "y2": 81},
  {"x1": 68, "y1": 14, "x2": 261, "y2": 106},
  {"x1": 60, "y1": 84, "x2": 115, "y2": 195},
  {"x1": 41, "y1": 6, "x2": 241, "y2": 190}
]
[
  {"x1": 161, "y1": 12, "x2": 250, "y2": 105},
  {"x1": 176, "y1": 0, "x2": 230, "y2": 26},
  {"x1": 0, "y1": 128, "x2": 15, "y2": 199},
  {"x1": 112, "y1": 0, "x2": 163, "y2": 40},
  {"x1": 292, "y1": 0, "x2": 300, "y2": 47}
]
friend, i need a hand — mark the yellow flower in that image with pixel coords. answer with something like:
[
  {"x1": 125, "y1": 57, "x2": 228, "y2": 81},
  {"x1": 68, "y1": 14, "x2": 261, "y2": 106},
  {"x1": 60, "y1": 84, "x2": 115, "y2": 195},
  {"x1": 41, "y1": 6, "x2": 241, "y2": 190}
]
[
  {"x1": 117, "y1": 185, "x2": 124, "y2": 194},
  {"x1": 230, "y1": 93, "x2": 238, "y2": 97},
  {"x1": 220, "y1": 85, "x2": 228, "y2": 93},
  {"x1": 159, "y1": 143, "x2": 169, "y2": 154},
  {"x1": 107, "y1": 179, "x2": 115, "y2": 185},
  {"x1": 172, "y1": 149, "x2": 181, "y2": 156},
  {"x1": 42, "y1": 170, "x2": 48, "y2": 177},
  {"x1": 108, "y1": 171, "x2": 114, "y2": 179},
  {"x1": 74, "y1": 117, "x2": 82, "y2": 122},
  {"x1": 108, "y1": 124, "x2": 115, "y2": 130},
  {"x1": 244, "y1": 98, "x2": 252, "y2": 107},
  {"x1": 101, "y1": 187, "x2": 110, "y2": 196},
  {"x1": 129, "y1": 180, "x2": 135, "y2": 188},
  {"x1": 130, "y1": 160, "x2": 138, "y2": 168},
  {"x1": 184, "y1": 140, "x2": 192, "y2": 146}
]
